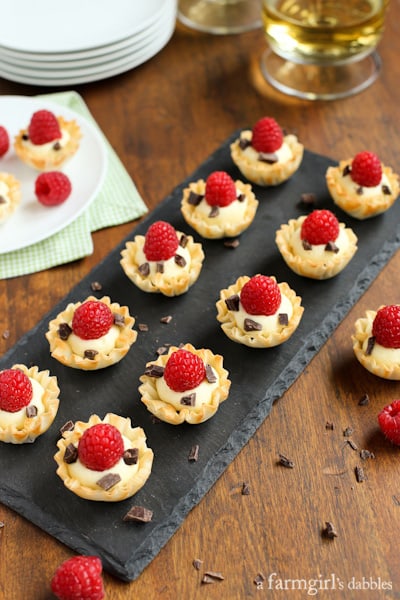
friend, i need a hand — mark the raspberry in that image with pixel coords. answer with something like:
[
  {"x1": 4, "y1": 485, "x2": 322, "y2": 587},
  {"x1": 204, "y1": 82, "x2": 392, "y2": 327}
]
[
  {"x1": 251, "y1": 117, "x2": 283, "y2": 153},
  {"x1": 35, "y1": 171, "x2": 72, "y2": 206},
  {"x1": 0, "y1": 368, "x2": 33, "y2": 413},
  {"x1": 378, "y1": 400, "x2": 400, "y2": 445},
  {"x1": 240, "y1": 275, "x2": 281, "y2": 316},
  {"x1": 72, "y1": 300, "x2": 114, "y2": 340},
  {"x1": 78, "y1": 423, "x2": 124, "y2": 471},
  {"x1": 28, "y1": 109, "x2": 61, "y2": 145},
  {"x1": 350, "y1": 151, "x2": 382, "y2": 187},
  {"x1": 300, "y1": 209, "x2": 340, "y2": 245},
  {"x1": 0, "y1": 125, "x2": 10, "y2": 157},
  {"x1": 205, "y1": 171, "x2": 237, "y2": 207},
  {"x1": 51, "y1": 555, "x2": 105, "y2": 600},
  {"x1": 372, "y1": 305, "x2": 400, "y2": 348},
  {"x1": 143, "y1": 220, "x2": 179, "y2": 261},
  {"x1": 164, "y1": 348, "x2": 206, "y2": 392}
]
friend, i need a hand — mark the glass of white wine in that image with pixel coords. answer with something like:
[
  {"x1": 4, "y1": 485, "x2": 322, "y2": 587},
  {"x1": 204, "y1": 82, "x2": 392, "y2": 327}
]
[
  {"x1": 261, "y1": 0, "x2": 389, "y2": 100},
  {"x1": 178, "y1": 0, "x2": 262, "y2": 34}
]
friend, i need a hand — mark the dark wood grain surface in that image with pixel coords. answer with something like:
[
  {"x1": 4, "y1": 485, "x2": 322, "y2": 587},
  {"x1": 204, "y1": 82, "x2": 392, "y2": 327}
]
[{"x1": 1, "y1": 5, "x2": 400, "y2": 599}]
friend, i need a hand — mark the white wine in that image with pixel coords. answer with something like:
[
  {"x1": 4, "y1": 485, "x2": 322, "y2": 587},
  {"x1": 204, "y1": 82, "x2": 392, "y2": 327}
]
[{"x1": 262, "y1": 0, "x2": 387, "y2": 65}]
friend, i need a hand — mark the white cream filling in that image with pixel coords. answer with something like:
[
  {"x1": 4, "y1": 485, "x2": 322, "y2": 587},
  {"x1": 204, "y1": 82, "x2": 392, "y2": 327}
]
[
  {"x1": 136, "y1": 242, "x2": 191, "y2": 278},
  {"x1": 194, "y1": 187, "x2": 248, "y2": 225},
  {"x1": 242, "y1": 140, "x2": 293, "y2": 164},
  {"x1": 362, "y1": 336, "x2": 400, "y2": 363},
  {"x1": 290, "y1": 224, "x2": 350, "y2": 260},
  {"x1": 0, "y1": 378, "x2": 45, "y2": 428},
  {"x1": 156, "y1": 375, "x2": 219, "y2": 410},
  {"x1": 68, "y1": 433, "x2": 138, "y2": 487},
  {"x1": 0, "y1": 180, "x2": 10, "y2": 207},
  {"x1": 341, "y1": 171, "x2": 391, "y2": 197},
  {"x1": 22, "y1": 128, "x2": 69, "y2": 155},
  {"x1": 233, "y1": 293, "x2": 293, "y2": 333},
  {"x1": 68, "y1": 325, "x2": 120, "y2": 356}
]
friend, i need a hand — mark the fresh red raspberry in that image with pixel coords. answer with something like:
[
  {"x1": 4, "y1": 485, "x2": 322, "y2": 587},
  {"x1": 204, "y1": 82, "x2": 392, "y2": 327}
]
[
  {"x1": 51, "y1": 555, "x2": 105, "y2": 600},
  {"x1": 372, "y1": 305, "x2": 400, "y2": 348},
  {"x1": 350, "y1": 151, "x2": 382, "y2": 187},
  {"x1": 378, "y1": 399, "x2": 400, "y2": 445},
  {"x1": 35, "y1": 171, "x2": 72, "y2": 206},
  {"x1": 0, "y1": 125, "x2": 10, "y2": 157},
  {"x1": 143, "y1": 220, "x2": 179, "y2": 261},
  {"x1": 28, "y1": 109, "x2": 62, "y2": 145},
  {"x1": 72, "y1": 300, "x2": 114, "y2": 340},
  {"x1": 164, "y1": 348, "x2": 206, "y2": 392},
  {"x1": 251, "y1": 116, "x2": 283, "y2": 153},
  {"x1": 0, "y1": 368, "x2": 33, "y2": 413},
  {"x1": 300, "y1": 209, "x2": 340, "y2": 245},
  {"x1": 78, "y1": 423, "x2": 124, "y2": 471},
  {"x1": 240, "y1": 275, "x2": 281, "y2": 316},
  {"x1": 205, "y1": 171, "x2": 237, "y2": 207}
]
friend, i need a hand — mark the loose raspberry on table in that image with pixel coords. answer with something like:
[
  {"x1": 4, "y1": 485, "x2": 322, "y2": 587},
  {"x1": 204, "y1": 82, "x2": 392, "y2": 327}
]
[
  {"x1": 35, "y1": 171, "x2": 72, "y2": 206},
  {"x1": 78, "y1": 423, "x2": 124, "y2": 471},
  {"x1": 72, "y1": 300, "x2": 114, "y2": 340},
  {"x1": 251, "y1": 116, "x2": 283, "y2": 153},
  {"x1": 28, "y1": 109, "x2": 62, "y2": 145},
  {"x1": 143, "y1": 220, "x2": 179, "y2": 261},
  {"x1": 372, "y1": 305, "x2": 400, "y2": 348},
  {"x1": 240, "y1": 275, "x2": 281, "y2": 316},
  {"x1": 0, "y1": 368, "x2": 33, "y2": 413},
  {"x1": 0, "y1": 125, "x2": 10, "y2": 157},
  {"x1": 164, "y1": 348, "x2": 206, "y2": 392},
  {"x1": 205, "y1": 171, "x2": 237, "y2": 207},
  {"x1": 300, "y1": 209, "x2": 340, "y2": 245},
  {"x1": 378, "y1": 399, "x2": 400, "y2": 445},
  {"x1": 350, "y1": 151, "x2": 382, "y2": 187},
  {"x1": 51, "y1": 555, "x2": 105, "y2": 600}
]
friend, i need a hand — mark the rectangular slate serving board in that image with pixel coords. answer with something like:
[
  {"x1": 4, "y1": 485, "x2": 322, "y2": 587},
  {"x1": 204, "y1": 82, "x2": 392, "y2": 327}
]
[{"x1": 1, "y1": 132, "x2": 400, "y2": 581}]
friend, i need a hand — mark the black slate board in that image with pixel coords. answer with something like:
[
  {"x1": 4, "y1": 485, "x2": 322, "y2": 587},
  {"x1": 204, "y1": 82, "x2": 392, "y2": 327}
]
[{"x1": 1, "y1": 133, "x2": 400, "y2": 581}]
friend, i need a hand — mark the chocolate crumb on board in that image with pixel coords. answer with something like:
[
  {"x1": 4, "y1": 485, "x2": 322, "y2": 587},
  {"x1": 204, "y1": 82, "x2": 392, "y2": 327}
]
[
  {"x1": 346, "y1": 439, "x2": 358, "y2": 451},
  {"x1": 59, "y1": 420, "x2": 75, "y2": 435},
  {"x1": 325, "y1": 421, "x2": 334, "y2": 430},
  {"x1": 278, "y1": 453, "x2": 294, "y2": 468},
  {"x1": 192, "y1": 558, "x2": 203, "y2": 571},
  {"x1": 241, "y1": 481, "x2": 251, "y2": 495},
  {"x1": 224, "y1": 238, "x2": 240, "y2": 249},
  {"x1": 202, "y1": 571, "x2": 225, "y2": 584},
  {"x1": 254, "y1": 573, "x2": 266, "y2": 586},
  {"x1": 90, "y1": 281, "x2": 103, "y2": 291},
  {"x1": 160, "y1": 315, "x2": 172, "y2": 324},
  {"x1": 123, "y1": 505, "x2": 153, "y2": 523},
  {"x1": 138, "y1": 323, "x2": 149, "y2": 332},
  {"x1": 2, "y1": 330, "x2": 10, "y2": 340},
  {"x1": 360, "y1": 449, "x2": 375, "y2": 460},
  {"x1": 358, "y1": 393, "x2": 370, "y2": 406},
  {"x1": 343, "y1": 427, "x2": 353, "y2": 437},
  {"x1": 298, "y1": 192, "x2": 317, "y2": 209},
  {"x1": 322, "y1": 521, "x2": 338, "y2": 539},
  {"x1": 188, "y1": 444, "x2": 199, "y2": 462},
  {"x1": 355, "y1": 465, "x2": 367, "y2": 483}
]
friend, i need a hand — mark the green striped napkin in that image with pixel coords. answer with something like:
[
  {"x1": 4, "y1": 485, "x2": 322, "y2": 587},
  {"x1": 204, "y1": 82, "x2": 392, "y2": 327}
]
[{"x1": 0, "y1": 91, "x2": 147, "y2": 279}]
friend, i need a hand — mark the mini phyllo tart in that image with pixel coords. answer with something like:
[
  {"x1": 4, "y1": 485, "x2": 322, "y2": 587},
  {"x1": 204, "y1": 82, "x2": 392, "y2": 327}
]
[
  {"x1": 121, "y1": 220, "x2": 204, "y2": 296},
  {"x1": 0, "y1": 364, "x2": 60, "y2": 444},
  {"x1": 0, "y1": 172, "x2": 21, "y2": 223},
  {"x1": 54, "y1": 413, "x2": 154, "y2": 502},
  {"x1": 352, "y1": 305, "x2": 400, "y2": 380},
  {"x1": 230, "y1": 116, "x2": 303, "y2": 187},
  {"x1": 46, "y1": 296, "x2": 136, "y2": 371},
  {"x1": 14, "y1": 109, "x2": 81, "y2": 171},
  {"x1": 181, "y1": 170, "x2": 258, "y2": 239},
  {"x1": 326, "y1": 151, "x2": 399, "y2": 220},
  {"x1": 216, "y1": 274, "x2": 303, "y2": 348},
  {"x1": 139, "y1": 343, "x2": 231, "y2": 425},
  {"x1": 276, "y1": 209, "x2": 358, "y2": 280}
]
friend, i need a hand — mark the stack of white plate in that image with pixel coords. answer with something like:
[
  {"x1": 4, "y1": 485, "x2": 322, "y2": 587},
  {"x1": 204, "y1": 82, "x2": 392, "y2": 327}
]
[{"x1": 0, "y1": 0, "x2": 177, "y2": 86}]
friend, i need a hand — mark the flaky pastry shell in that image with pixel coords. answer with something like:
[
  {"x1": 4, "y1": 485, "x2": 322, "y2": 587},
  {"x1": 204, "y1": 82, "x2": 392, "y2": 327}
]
[
  {"x1": 0, "y1": 172, "x2": 21, "y2": 223},
  {"x1": 139, "y1": 343, "x2": 231, "y2": 425},
  {"x1": 0, "y1": 364, "x2": 60, "y2": 444},
  {"x1": 120, "y1": 231, "x2": 204, "y2": 296},
  {"x1": 216, "y1": 275, "x2": 304, "y2": 348},
  {"x1": 46, "y1": 295, "x2": 137, "y2": 370},
  {"x1": 54, "y1": 413, "x2": 154, "y2": 502},
  {"x1": 326, "y1": 160, "x2": 399, "y2": 220},
  {"x1": 352, "y1": 308, "x2": 400, "y2": 380},
  {"x1": 14, "y1": 115, "x2": 81, "y2": 171},
  {"x1": 180, "y1": 179, "x2": 258, "y2": 239},
  {"x1": 230, "y1": 131, "x2": 304, "y2": 186},
  {"x1": 275, "y1": 216, "x2": 358, "y2": 280}
]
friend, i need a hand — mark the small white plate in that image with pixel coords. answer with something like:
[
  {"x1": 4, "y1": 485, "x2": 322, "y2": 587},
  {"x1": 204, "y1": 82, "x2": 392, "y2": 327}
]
[{"x1": 0, "y1": 96, "x2": 108, "y2": 254}]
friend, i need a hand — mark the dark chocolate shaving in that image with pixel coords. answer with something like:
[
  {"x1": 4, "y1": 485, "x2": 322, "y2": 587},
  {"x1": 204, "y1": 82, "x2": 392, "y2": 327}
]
[
  {"x1": 342, "y1": 164, "x2": 351, "y2": 176},
  {"x1": 193, "y1": 558, "x2": 203, "y2": 571},
  {"x1": 25, "y1": 405, "x2": 37, "y2": 418},
  {"x1": 179, "y1": 233, "x2": 188, "y2": 248},
  {"x1": 84, "y1": 349, "x2": 98, "y2": 360},
  {"x1": 187, "y1": 191, "x2": 204, "y2": 206},
  {"x1": 90, "y1": 281, "x2": 102, "y2": 291},
  {"x1": 144, "y1": 364, "x2": 164, "y2": 378},
  {"x1": 238, "y1": 137, "x2": 251, "y2": 150},
  {"x1": 113, "y1": 313, "x2": 125, "y2": 327},
  {"x1": 358, "y1": 393, "x2": 370, "y2": 406},
  {"x1": 360, "y1": 449, "x2": 375, "y2": 460},
  {"x1": 278, "y1": 453, "x2": 294, "y2": 468},
  {"x1": 241, "y1": 481, "x2": 251, "y2": 495},
  {"x1": 205, "y1": 364, "x2": 217, "y2": 383},
  {"x1": 323, "y1": 521, "x2": 338, "y2": 539},
  {"x1": 174, "y1": 254, "x2": 186, "y2": 268},
  {"x1": 225, "y1": 294, "x2": 240, "y2": 311},
  {"x1": 237, "y1": 193, "x2": 246, "y2": 202},
  {"x1": 53, "y1": 141, "x2": 61, "y2": 151},
  {"x1": 96, "y1": 473, "x2": 121, "y2": 490},
  {"x1": 244, "y1": 318, "x2": 262, "y2": 332},
  {"x1": 63, "y1": 444, "x2": 78, "y2": 464},
  {"x1": 382, "y1": 184, "x2": 391, "y2": 195},
  {"x1": 366, "y1": 336, "x2": 375, "y2": 355},
  {"x1": 0, "y1": 196, "x2": 6, "y2": 205},
  {"x1": 300, "y1": 192, "x2": 317, "y2": 206},
  {"x1": 302, "y1": 240, "x2": 312, "y2": 251},
  {"x1": 278, "y1": 313, "x2": 289, "y2": 326},
  {"x1": 138, "y1": 323, "x2": 149, "y2": 332},
  {"x1": 60, "y1": 420, "x2": 75, "y2": 435},
  {"x1": 355, "y1": 465, "x2": 367, "y2": 483},
  {"x1": 188, "y1": 444, "x2": 199, "y2": 462},
  {"x1": 156, "y1": 263, "x2": 164, "y2": 274},
  {"x1": 123, "y1": 505, "x2": 153, "y2": 523},
  {"x1": 208, "y1": 205, "x2": 219, "y2": 218},
  {"x1": 138, "y1": 263, "x2": 150, "y2": 276},
  {"x1": 356, "y1": 186, "x2": 364, "y2": 195},
  {"x1": 58, "y1": 322, "x2": 72, "y2": 340},
  {"x1": 123, "y1": 448, "x2": 139, "y2": 465},
  {"x1": 258, "y1": 152, "x2": 278, "y2": 164},
  {"x1": 160, "y1": 315, "x2": 172, "y2": 324},
  {"x1": 325, "y1": 241, "x2": 339, "y2": 253},
  {"x1": 224, "y1": 238, "x2": 240, "y2": 249},
  {"x1": 180, "y1": 393, "x2": 196, "y2": 406}
]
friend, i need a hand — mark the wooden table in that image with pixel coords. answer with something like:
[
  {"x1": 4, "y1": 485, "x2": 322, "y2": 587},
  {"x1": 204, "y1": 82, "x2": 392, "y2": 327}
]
[{"x1": 1, "y1": 6, "x2": 400, "y2": 599}]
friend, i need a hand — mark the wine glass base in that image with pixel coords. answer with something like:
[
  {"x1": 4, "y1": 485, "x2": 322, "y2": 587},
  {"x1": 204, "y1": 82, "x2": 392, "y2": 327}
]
[
  {"x1": 260, "y1": 49, "x2": 382, "y2": 100},
  {"x1": 178, "y1": 0, "x2": 262, "y2": 35}
]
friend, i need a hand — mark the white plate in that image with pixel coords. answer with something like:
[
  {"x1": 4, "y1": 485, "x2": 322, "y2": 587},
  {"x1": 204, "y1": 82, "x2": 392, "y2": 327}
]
[
  {"x1": 0, "y1": 96, "x2": 107, "y2": 254},
  {"x1": 0, "y1": 0, "x2": 166, "y2": 53}
]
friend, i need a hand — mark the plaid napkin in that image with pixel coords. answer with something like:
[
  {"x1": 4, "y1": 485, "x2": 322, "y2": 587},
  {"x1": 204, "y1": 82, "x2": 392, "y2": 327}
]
[{"x1": 0, "y1": 91, "x2": 147, "y2": 279}]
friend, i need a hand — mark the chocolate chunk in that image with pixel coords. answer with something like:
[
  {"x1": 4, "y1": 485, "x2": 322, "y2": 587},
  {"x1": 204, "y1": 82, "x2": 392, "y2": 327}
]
[
  {"x1": 343, "y1": 427, "x2": 353, "y2": 437},
  {"x1": 325, "y1": 241, "x2": 339, "y2": 253},
  {"x1": 244, "y1": 318, "x2": 262, "y2": 332},
  {"x1": 202, "y1": 571, "x2": 225, "y2": 583},
  {"x1": 144, "y1": 364, "x2": 164, "y2": 378},
  {"x1": 258, "y1": 152, "x2": 278, "y2": 164},
  {"x1": 225, "y1": 294, "x2": 239, "y2": 311},
  {"x1": 278, "y1": 313, "x2": 289, "y2": 326},
  {"x1": 58, "y1": 322, "x2": 72, "y2": 340},
  {"x1": 123, "y1": 505, "x2": 153, "y2": 523},
  {"x1": 174, "y1": 254, "x2": 186, "y2": 268},
  {"x1": 138, "y1": 323, "x2": 149, "y2": 332},
  {"x1": 156, "y1": 262, "x2": 164, "y2": 274},
  {"x1": 0, "y1": 196, "x2": 6, "y2": 205},
  {"x1": 53, "y1": 141, "x2": 61, "y2": 151},
  {"x1": 96, "y1": 473, "x2": 121, "y2": 490},
  {"x1": 188, "y1": 191, "x2": 204, "y2": 206},
  {"x1": 366, "y1": 336, "x2": 375, "y2": 355},
  {"x1": 22, "y1": 133, "x2": 29, "y2": 141},
  {"x1": 205, "y1": 364, "x2": 217, "y2": 383},
  {"x1": 90, "y1": 281, "x2": 102, "y2": 291},
  {"x1": 342, "y1": 164, "x2": 351, "y2": 176},
  {"x1": 300, "y1": 192, "x2": 317, "y2": 206},
  {"x1": 156, "y1": 346, "x2": 168, "y2": 355},
  {"x1": 193, "y1": 558, "x2": 203, "y2": 570},
  {"x1": 2, "y1": 330, "x2": 10, "y2": 340},
  {"x1": 63, "y1": 443, "x2": 78, "y2": 464},
  {"x1": 278, "y1": 453, "x2": 294, "y2": 468},
  {"x1": 358, "y1": 393, "x2": 370, "y2": 406},
  {"x1": 325, "y1": 421, "x2": 334, "y2": 430},
  {"x1": 254, "y1": 573, "x2": 266, "y2": 585},
  {"x1": 302, "y1": 239, "x2": 312, "y2": 251},
  {"x1": 224, "y1": 238, "x2": 240, "y2": 249},
  {"x1": 138, "y1": 262, "x2": 150, "y2": 276},
  {"x1": 25, "y1": 405, "x2": 37, "y2": 418},
  {"x1": 181, "y1": 393, "x2": 196, "y2": 406},
  {"x1": 355, "y1": 465, "x2": 367, "y2": 483},
  {"x1": 237, "y1": 193, "x2": 246, "y2": 202},
  {"x1": 123, "y1": 448, "x2": 139, "y2": 465},
  {"x1": 188, "y1": 444, "x2": 199, "y2": 462},
  {"x1": 208, "y1": 205, "x2": 219, "y2": 218},
  {"x1": 382, "y1": 184, "x2": 391, "y2": 195},
  {"x1": 360, "y1": 449, "x2": 375, "y2": 460},
  {"x1": 241, "y1": 481, "x2": 251, "y2": 495},
  {"x1": 113, "y1": 313, "x2": 125, "y2": 327},
  {"x1": 356, "y1": 186, "x2": 364, "y2": 195},
  {"x1": 346, "y1": 439, "x2": 358, "y2": 451},
  {"x1": 160, "y1": 315, "x2": 172, "y2": 324},
  {"x1": 323, "y1": 521, "x2": 338, "y2": 539},
  {"x1": 60, "y1": 420, "x2": 74, "y2": 435},
  {"x1": 84, "y1": 349, "x2": 98, "y2": 360},
  {"x1": 179, "y1": 233, "x2": 188, "y2": 248},
  {"x1": 239, "y1": 137, "x2": 251, "y2": 150}
]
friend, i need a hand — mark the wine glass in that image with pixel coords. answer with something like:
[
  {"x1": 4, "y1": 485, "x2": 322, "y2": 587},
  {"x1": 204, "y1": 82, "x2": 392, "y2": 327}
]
[{"x1": 178, "y1": 0, "x2": 262, "y2": 35}]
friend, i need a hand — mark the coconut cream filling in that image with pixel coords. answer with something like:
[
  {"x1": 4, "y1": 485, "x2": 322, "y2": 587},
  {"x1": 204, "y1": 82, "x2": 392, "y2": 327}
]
[
  {"x1": 68, "y1": 325, "x2": 121, "y2": 356},
  {"x1": 0, "y1": 378, "x2": 45, "y2": 428}
]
